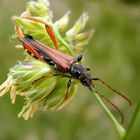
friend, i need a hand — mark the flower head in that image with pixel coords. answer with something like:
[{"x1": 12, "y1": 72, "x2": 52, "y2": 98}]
[{"x1": 0, "y1": 0, "x2": 93, "y2": 120}]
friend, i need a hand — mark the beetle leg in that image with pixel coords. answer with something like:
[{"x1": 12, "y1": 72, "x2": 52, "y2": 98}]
[
  {"x1": 22, "y1": 17, "x2": 58, "y2": 49},
  {"x1": 45, "y1": 24, "x2": 58, "y2": 49},
  {"x1": 64, "y1": 77, "x2": 72, "y2": 100},
  {"x1": 72, "y1": 54, "x2": 83, "y2": 64},
  {"x1": 77, "y1": 55, "x2": 83, "y2": 62},
  {"x1": 54, "y1": 77, "x2": 72, "y2": 110}
]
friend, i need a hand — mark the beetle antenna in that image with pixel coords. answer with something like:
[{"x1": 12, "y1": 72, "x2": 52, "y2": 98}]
[
  {"x1": 92, "y1": 78, "x2": 132, "y2": 106},
  {"x1": 91, "y1": 87, "x2": 124, "y2": 124}
]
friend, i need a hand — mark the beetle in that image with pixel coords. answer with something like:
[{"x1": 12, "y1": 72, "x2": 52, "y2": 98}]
[{"x1": 15, "y1": 17, "x2": 131, "y2": 123}]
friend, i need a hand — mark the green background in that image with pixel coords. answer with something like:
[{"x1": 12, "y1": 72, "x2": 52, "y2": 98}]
[{"x1": 0, "y1": 0, "x2": 139, "y2": 140}]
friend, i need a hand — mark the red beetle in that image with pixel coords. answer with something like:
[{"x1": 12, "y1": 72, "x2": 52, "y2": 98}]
[{"x1": 15, "y1": 17, "x2": 131, "y2": 123}]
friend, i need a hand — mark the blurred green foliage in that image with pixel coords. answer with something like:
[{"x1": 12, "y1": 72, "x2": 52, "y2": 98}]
[{"x1": 0, "y1": 0, "x2": 139, "y2": 140}]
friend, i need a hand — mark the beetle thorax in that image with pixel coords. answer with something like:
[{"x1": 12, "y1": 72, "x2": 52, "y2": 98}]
[{"x1": 70, "y1": 63, "x2": 92, "y2": 89}]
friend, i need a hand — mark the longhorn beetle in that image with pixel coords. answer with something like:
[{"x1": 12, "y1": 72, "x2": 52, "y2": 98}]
[{"x1": 15, "y1": 17, "x2": 132, "y2": 123}]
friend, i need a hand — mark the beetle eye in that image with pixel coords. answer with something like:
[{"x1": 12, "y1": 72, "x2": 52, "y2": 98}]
[
  {"x1": 74, "y1": 71, "x2": 81, "y2": 76},
  {"x1": 77, "y1": 71, "x2": 81, "y2": 75}
]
